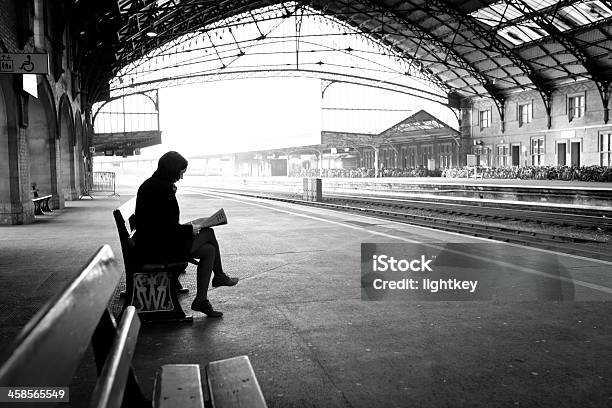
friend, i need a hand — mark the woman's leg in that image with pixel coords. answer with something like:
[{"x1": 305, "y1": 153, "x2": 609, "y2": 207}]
[
  {"x1": 192, "y1": 228, "x2": 224, "y2": 275},
  {"x1": 190, "y1": 242, "x2": 215, "y2": 302},
  {"x1": 189, "y1": 242, "x2": 223, "y2": 317},
  {"x1": 192, "y1": 228, "x2": 238, "y2": 286}
]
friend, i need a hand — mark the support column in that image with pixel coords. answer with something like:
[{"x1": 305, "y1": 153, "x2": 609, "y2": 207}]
[
  {"x1": 59, "y1": 100, "x2": 78, "y2": 201},
  {"x1": 459, "y1": 101, "x2": 472, "y2": 167},
  {"x1": 233, "y1": 154, "x2": 240, "y2": 177},
  {"x1": 0, "y1": 79, "x2": 35, "y2": 224},
  {"x1": 373, "y1": 145, "x2": 380, "y2": 178}
]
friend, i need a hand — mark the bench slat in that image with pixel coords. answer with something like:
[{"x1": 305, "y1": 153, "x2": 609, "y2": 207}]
[
  {"x1": 0, "y1": 245, "x2": 122, "y2": 387},
  {"x1": 153, "y1": 364, "x2": 204, "y2": 408},
  {"x1": 206, "y1": 356, "x2": 267, "y2": 408},
  {"x1": 89, "y1": 306, "x2": 141, "y2": 408},
  {"x1": 32, "y1": 195, "x2": 51, "y2": 202}
]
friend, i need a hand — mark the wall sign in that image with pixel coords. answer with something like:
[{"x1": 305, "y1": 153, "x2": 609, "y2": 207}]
[{"x1": 0, "y1": 53, "x2": 49, "y2": 74}]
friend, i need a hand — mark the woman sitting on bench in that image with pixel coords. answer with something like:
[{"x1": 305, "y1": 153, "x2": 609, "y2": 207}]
[{"x1": 135, "y1": 151, "x2": 238, "y2": 317}]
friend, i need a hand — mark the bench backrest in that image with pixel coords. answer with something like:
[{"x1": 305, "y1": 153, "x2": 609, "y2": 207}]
[
  {"x1": 113, "y1": 199, "x2": 138, "y2": 272},
  {"x1": 0, "y1": 245, "x2": 149, "y2": 407},
  {"x1": 114, "y1": 198, "x2": 137, "y2": 235},
  {"x1": 0, "y1": 245, "x2": 121, "y2": 387},
  {"x1": 90, "y1": 306, "x2": 142, "y2": 408}
]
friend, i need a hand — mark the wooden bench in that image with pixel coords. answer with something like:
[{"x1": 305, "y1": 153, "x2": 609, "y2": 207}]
[
  {"x1": 207, "y1": 356, "x2": 268, "y2": 408},
  {"x1": 32, "y1": 195, "x2": 52, "y2": 215},
  {"x1": 31, "y1": 184, "x2": 53, "y2": 215},
  {"x1": 113, "y1": 201, "x2": 195, "y2": 323},
  {"x1": 31, "y1": 190, "x2": 53, "y2": 215},
  {"x1": 0, "y1": 245, "x2": 205, "y2": 407}
]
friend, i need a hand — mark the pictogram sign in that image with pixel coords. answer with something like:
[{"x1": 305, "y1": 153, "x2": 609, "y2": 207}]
[{"x1": 0, "y1": 53, "x2": 49, "y2": 74}]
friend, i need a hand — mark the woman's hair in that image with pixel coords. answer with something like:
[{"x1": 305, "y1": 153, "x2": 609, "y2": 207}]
[{"x1": 155, "y1": 151, "x2": 188, "y2": 182}]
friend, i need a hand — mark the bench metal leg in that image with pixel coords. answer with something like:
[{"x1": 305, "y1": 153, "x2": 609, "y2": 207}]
[
  {"x1": 42, "y1": 198, "x2": 52, "y2": 212},
  {"x1": 33, "y1": 201, "x2": 44, "y2": 215},
  {"x1": 121, "y1": 272, "x2": 188, "y2": 298},
  {"x1": 124, "y1": 271, "x2": 193, "y2": 323},
  {"x1": 79, "y1": 190, "x2": 94, "y2": 200}
]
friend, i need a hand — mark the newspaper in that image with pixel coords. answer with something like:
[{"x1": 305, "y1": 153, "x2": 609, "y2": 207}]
[{"x1": 190, "y1": 208, "x2": 227, "y2": 229}]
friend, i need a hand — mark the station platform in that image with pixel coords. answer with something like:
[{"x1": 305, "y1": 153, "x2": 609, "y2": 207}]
[{"x1": 1, "y1": 185, "x2": 612, "y2": 407}]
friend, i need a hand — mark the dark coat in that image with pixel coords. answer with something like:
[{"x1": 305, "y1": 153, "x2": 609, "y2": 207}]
[{"x1": 134, "y1": 171, "x2": 193, "y2": 263}]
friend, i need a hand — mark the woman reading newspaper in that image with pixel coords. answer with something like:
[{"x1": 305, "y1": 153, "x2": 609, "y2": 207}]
[{"x1": 135, "y1": 151, "x2": 238, "y2": 317}]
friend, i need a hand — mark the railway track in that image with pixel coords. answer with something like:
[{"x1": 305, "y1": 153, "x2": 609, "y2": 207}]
[
  {"x1": 191, "y1": 187, "x2": 612, "y2": 262},
  {"x1": 324, "y1": 193, "x2": 612, "y2": 231}
]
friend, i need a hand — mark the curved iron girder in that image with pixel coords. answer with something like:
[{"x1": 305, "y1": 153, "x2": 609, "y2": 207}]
[
  {"x1": 509, "y1": 0, "x2": 611, "y2": 123},
  {"x1": 117, "y1": 1, "x2": 275, "y2": 67},
  {"x1": 361, "y1": 0, "x2": 508, "y2": 104},
  {"x1": 425, "y1": 0, "x2": 555, "y2": 128},
  {"x1": 111, "y1": 68, "x2": 449, "y2": 104},
  {"x1": 321, "y1": 79, "x2": 337, "y2": 98},
  {"x1": 92, "y1": 90, "x2": 159, "y2": 127},
  {"x1": 307, "y1": 0, "x2": 450, "y2": 93}
]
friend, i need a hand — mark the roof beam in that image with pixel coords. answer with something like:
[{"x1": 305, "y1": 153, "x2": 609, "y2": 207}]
[
  {"x1": 317, "y1": 0, "x2": 450, "y2": 93},
  {"x1": 425, "y1": 0, "x2": 551, "y2": 93},
  {"x1": 509, "y1": 0, "x2": 611, "y2": 121},
  {"x1": 423, "y1": 0, "x2": 556, "y2": 128},
  {"x1": 510, "y1": 0, "x2": 608, "y2": 83},
  {"x1": 493, "y1": 0, "x2": 584, "y2": 31},
  {"x1": 362, "y1": 0, "x2": 507, "y2": 102}
]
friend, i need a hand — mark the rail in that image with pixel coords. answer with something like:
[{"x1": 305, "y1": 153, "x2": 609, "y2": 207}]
[{"x1": 187, "y1": 187, "x2": 612, "y2": 262}]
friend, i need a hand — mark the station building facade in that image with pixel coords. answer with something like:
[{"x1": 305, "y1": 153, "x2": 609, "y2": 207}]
[
  {"x1": 465, "y1": 81, "x2": 611, "y2": 169},
  {"x1": 340, "y1": 82, "x2": 611, "y2": 172},
  {"x1": 319, "y1": 81, "x2": 611, "y2": 172},
  {"x1": 356, "y1": 110, "x2": 460, "y2": 171},
  {"x1": 0, "y1": 0, "x2": 90, "y2": 224},
  {"x1": 201, "y1": 91, "x2": 611, "y2": 177}
]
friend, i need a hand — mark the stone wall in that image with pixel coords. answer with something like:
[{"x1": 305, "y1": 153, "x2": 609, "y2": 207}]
[{"x1": 0, "y1": 0, "x2": 88, "y2": 224}]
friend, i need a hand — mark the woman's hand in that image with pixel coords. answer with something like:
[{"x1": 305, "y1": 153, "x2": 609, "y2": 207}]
[{"x1": 192, "y1": 224, "x2": 201, "y2": 237}]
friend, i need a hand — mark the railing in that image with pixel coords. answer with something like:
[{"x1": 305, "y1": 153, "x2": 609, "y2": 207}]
[
  {"x1": 86, "y1": 171, "x2": 119, "y2": 196},
  {"x1": 442, "y1": 165, "x2": 612, "y2": 182},
  {"x1": 289, "y1": 167, "x2": 441, "y2": 178}
]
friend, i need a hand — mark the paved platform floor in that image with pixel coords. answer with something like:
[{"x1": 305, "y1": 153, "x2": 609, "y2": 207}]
[{"x1": 1, "y1": 186, "x2": 612, "y2": 407}]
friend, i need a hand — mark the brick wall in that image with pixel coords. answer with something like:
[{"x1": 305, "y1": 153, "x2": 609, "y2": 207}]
[
  {"x1": 0, "y1": 0, "x2": 18, "y2": 52},
  {"x1": 18, "y1": 126, "x2": 34, "y2": 221}
]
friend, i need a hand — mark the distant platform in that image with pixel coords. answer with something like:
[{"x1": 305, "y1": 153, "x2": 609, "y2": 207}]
[
  {"x1": 115, "y1": 173, "x2": 612, "y2": 189},
  {"x1": 164, "y1": 175, "x2": 612, "y2": 209},
  {"x1": 310, "y1": 176, "x2": 612, "y2": 189}
]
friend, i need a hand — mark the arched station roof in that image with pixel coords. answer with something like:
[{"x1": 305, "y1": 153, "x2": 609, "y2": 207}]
[{"x1": 74, "y1": 0, "x2": 612, "y2": 107}]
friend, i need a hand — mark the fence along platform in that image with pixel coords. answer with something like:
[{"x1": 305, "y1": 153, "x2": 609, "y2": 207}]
[{"x1": 85, "y1": 172, "x2": 119, "y2": 197}]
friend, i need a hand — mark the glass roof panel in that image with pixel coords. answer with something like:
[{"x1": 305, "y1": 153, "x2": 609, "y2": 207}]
[
  {"x1": 522, "y1": 0, "x2": 557, "y2": 10},
  {"x1": 395, "y1": 119, "x2": 445, "y2": 133},
  {"x1": 156, "y1": 0, "x2": 174, "y2": 7},
  {"x1": 558, "y1": 1, "x2": 612, "y2": 29},
  {"x1": 471, "y1": 3, "x2": 523, "y2": 26},
  {"x1": 498, "y1": 20, "x2": 546, "y2": 45},
  {"x1": 473, "y1": 0, "x2": 612, "y2": 45}
]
